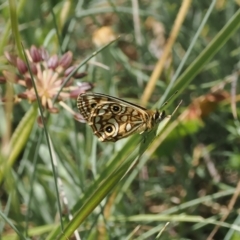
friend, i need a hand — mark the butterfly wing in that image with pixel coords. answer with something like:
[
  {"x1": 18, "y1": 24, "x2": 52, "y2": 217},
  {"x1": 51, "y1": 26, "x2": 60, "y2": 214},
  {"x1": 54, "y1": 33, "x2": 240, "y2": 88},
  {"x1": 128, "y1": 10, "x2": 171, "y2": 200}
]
[
  {"x1": 77, "y1": 93, "x2": 151, "y2": 142},
  {"x1": 77, "y1": 93, "x2": 101, "y2": 120}
]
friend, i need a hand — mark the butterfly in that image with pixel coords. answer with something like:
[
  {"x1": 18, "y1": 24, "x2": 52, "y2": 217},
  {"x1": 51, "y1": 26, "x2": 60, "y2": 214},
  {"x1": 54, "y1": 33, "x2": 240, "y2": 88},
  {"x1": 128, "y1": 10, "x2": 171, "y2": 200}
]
[{"x1": 76, "y1": 92, "x2": 174, "y2": 142}]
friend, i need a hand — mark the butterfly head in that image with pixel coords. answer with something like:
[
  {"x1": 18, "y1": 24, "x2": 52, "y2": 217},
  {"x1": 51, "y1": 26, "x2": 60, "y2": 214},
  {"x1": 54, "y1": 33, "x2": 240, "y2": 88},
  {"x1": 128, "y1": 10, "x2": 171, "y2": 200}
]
[{"x1": 153, "y1": 110, "x2": 166, "y2": 123}]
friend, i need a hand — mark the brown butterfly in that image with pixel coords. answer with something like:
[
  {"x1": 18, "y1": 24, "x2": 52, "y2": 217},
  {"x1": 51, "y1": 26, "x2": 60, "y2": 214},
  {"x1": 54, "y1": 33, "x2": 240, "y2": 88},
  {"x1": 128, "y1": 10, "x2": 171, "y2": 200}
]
[{"x1": 76, "y1": 92, "x2": 170, "y2": 142}]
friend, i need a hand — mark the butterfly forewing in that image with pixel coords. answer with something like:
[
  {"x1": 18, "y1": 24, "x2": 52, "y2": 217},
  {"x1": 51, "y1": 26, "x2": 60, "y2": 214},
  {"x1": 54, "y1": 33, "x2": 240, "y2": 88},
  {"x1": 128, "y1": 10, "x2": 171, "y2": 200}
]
[
  {"x1": 77, "y1": 93, "x2": 164, "y2": 142},
  {"x1": 77, "y1": 93, "x2": 104, "y2": 120}
]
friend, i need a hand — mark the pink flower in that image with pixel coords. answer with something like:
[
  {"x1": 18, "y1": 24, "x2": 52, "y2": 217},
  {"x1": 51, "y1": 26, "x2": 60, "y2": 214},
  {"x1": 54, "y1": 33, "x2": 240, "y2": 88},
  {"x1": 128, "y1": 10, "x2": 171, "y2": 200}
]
[{"x1": 1, "y1": 46, "x2": 93, "y2": 121}]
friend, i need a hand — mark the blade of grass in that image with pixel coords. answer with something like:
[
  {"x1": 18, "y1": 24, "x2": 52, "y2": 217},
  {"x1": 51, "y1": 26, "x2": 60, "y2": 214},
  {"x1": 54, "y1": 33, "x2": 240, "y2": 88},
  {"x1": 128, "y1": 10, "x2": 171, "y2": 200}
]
[
  {"x1": 141, "y1": 0, "x2": 192, "y2": 106},
  {"x1": 21, "y1": 44, "x2": 64, "y2": 230},
  {"x1": 0, "y1": 105, "x2": 38, "y2": 183},
  {"x1": 8, "y1": 0, "x2": 23, "y2": 58},
  {"x1": 158, "y1": 0, "x2": 217, "y2": 107},
  {"x1": 165, "y1": 8, "x2": 240, "y2": 106}
]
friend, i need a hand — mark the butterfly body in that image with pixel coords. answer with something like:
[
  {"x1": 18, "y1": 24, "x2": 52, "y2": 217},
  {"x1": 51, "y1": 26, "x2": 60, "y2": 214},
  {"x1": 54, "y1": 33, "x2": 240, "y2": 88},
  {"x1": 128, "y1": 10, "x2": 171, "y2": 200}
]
[{"x1": 77, "y1": 93, "x2": 165, "y2": 142}]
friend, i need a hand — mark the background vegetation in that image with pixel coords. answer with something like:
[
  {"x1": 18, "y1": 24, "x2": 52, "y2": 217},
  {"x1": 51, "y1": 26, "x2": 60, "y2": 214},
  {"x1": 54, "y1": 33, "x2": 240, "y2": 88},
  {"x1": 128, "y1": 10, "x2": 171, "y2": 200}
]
[{"x1": 0, "y1": 0, "x2": 240, "y2": 239}]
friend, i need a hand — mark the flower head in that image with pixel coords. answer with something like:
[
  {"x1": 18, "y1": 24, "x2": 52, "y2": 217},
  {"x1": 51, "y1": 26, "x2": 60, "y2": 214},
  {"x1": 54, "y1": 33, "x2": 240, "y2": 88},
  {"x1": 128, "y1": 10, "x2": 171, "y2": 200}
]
[{"x1": 1, "y1": 46, "x2": 93, "y2": 120}]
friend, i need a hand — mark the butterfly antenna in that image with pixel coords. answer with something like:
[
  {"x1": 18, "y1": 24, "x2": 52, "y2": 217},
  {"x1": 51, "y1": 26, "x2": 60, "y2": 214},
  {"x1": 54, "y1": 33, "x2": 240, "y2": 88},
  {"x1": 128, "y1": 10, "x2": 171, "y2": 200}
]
[
  {"x1": 171, "y1": 99, "x2": 182, "y2": 116},
  {"x1": 160, "y1": 90, "x2": 179, "y2": 109}
]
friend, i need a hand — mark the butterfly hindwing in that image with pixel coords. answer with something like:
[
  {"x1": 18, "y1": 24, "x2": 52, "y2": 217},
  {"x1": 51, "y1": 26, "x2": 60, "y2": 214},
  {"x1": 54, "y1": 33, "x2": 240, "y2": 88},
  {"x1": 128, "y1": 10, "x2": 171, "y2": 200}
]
[{"x1": 89, "y1": 102, "x2": 147, "y2": 142}]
